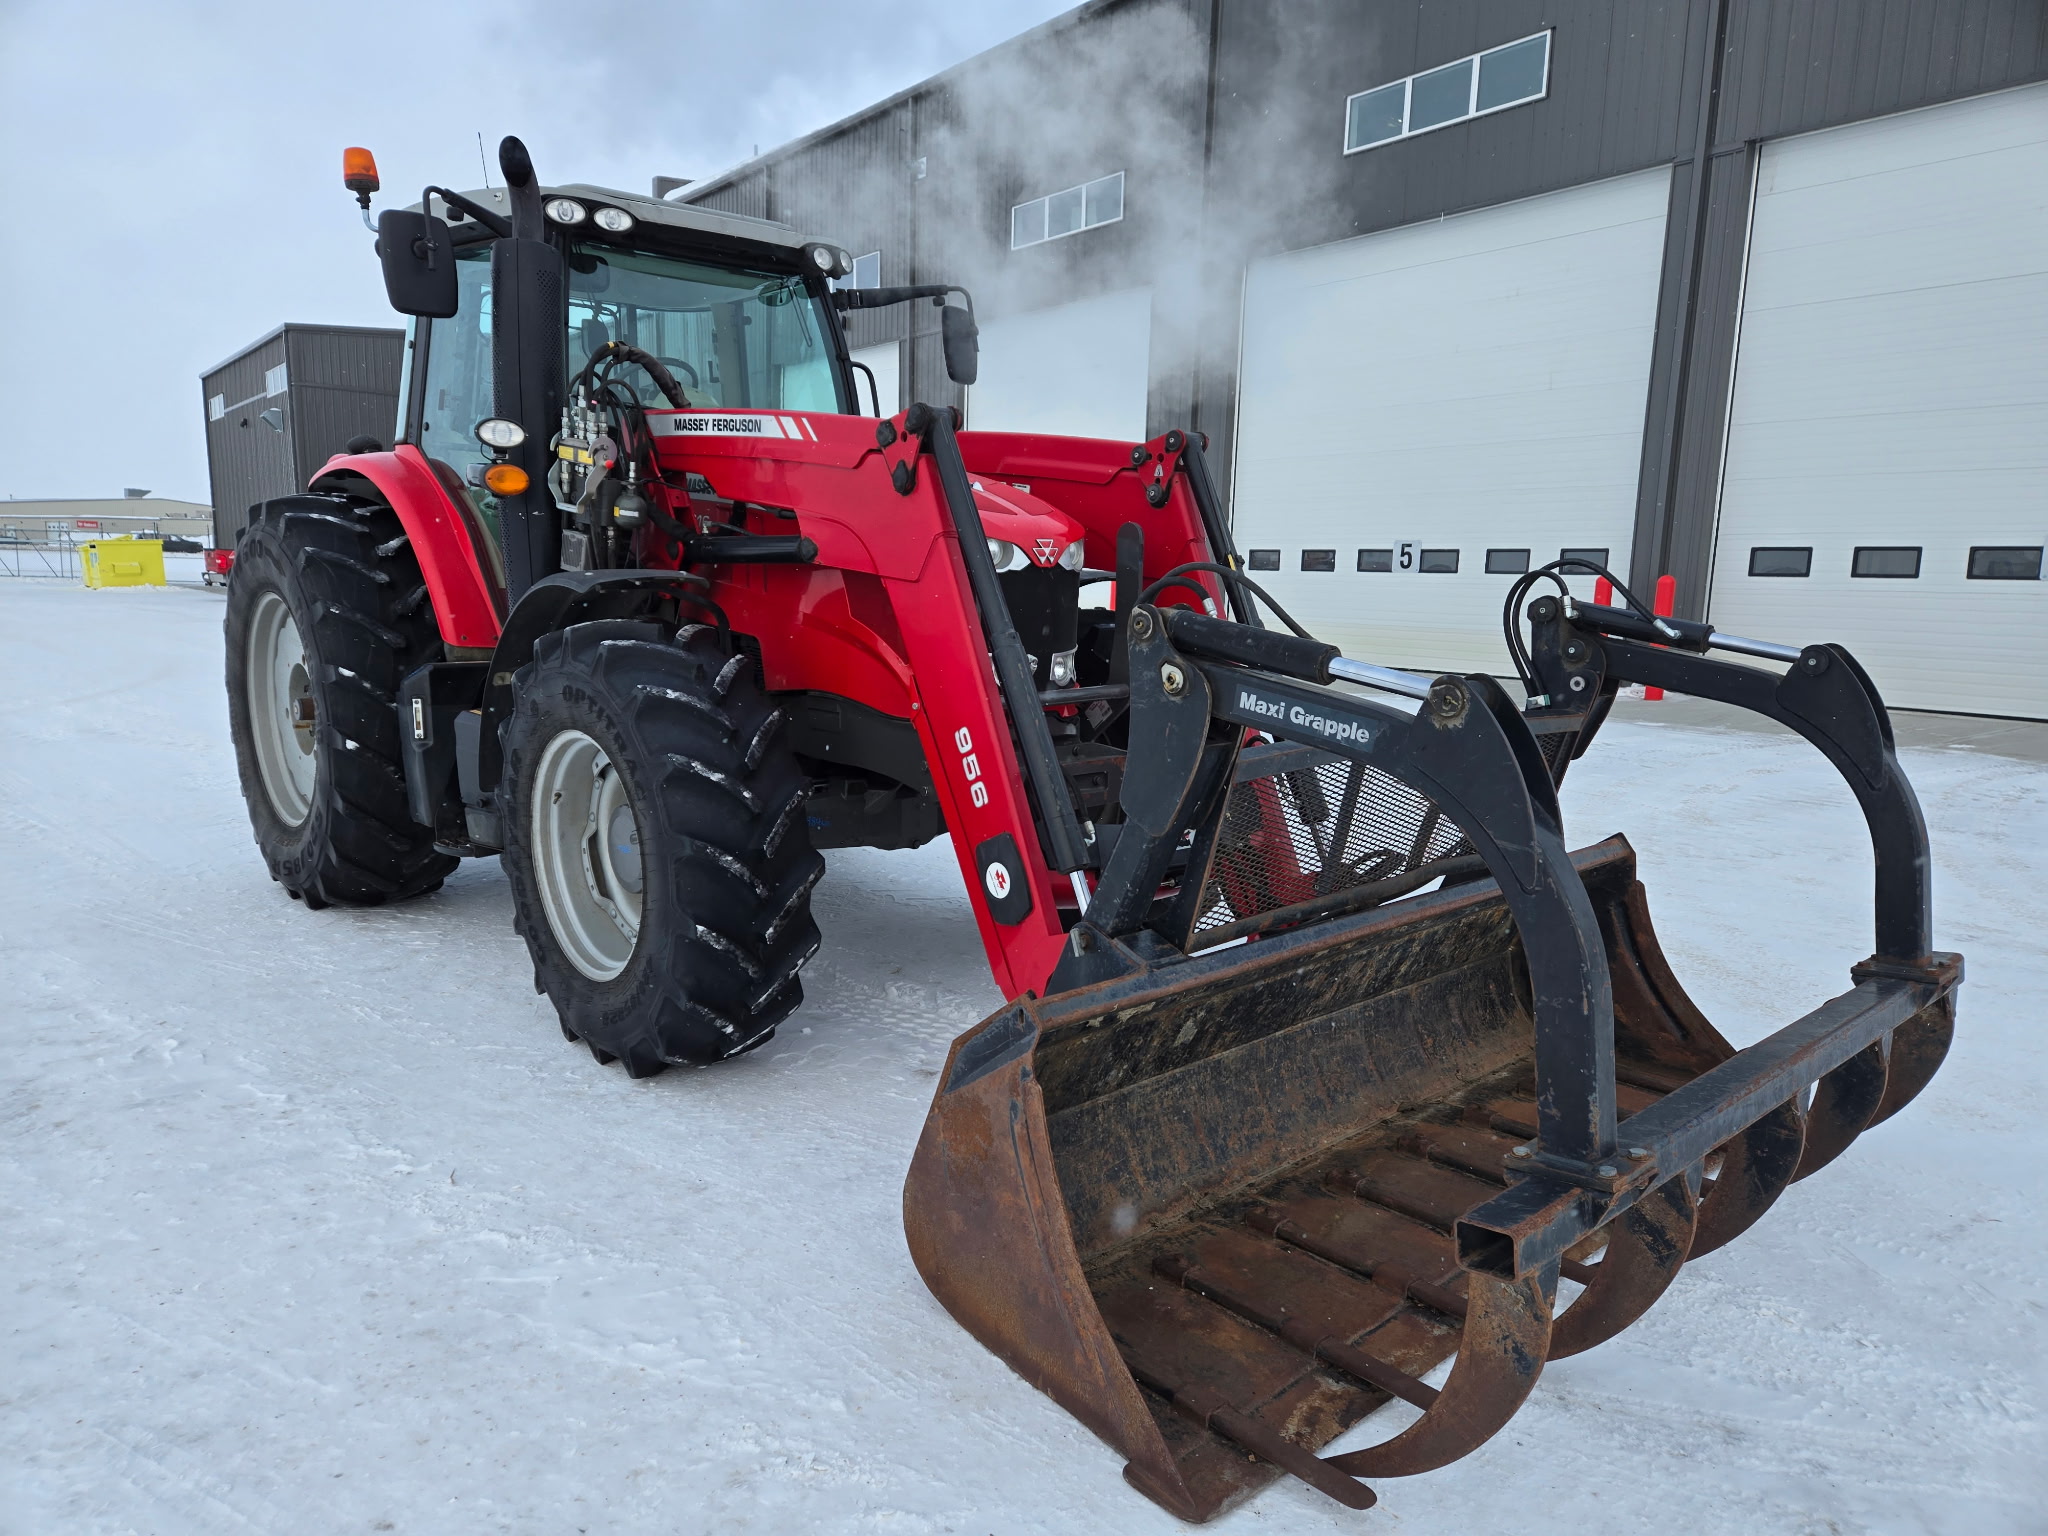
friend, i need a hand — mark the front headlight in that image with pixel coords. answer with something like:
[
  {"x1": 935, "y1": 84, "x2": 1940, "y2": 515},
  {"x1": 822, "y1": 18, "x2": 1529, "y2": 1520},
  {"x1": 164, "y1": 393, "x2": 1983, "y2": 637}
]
[
  {"x1": 1048, "y1": 649, "x2": 1078, "y2": 687},
  {"x1": 987, "y1": 538, "x2": 1025, "y2": 572},
  {"x1": 1057, "y1": 540, "x2": 1085, "y2": 571}
]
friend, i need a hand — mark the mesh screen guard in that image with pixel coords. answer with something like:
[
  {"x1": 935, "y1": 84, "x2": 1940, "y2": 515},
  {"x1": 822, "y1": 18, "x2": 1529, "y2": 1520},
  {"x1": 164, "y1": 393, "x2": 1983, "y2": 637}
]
[{"x1": 1192, "y1": 748, "x2": 1476, "y2": 937}]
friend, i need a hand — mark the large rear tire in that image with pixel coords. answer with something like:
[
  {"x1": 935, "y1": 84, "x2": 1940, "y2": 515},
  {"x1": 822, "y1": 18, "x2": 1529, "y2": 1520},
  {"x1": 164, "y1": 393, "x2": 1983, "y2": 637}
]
[
  {"x1": 500, "y1": 620, "x2": 824, "y2": 1075},
  {"x1": 225, "y1": 493, "x2": 459, "y2": 907}
]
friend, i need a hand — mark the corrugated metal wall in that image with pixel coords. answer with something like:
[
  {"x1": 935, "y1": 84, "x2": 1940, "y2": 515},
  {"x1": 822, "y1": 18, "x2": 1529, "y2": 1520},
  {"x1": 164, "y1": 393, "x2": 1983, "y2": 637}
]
[
  {"x1": 286, "y1": 326, "x2": 404, "y2": 483},
  {"x1": 202, "y1": 331, "x2": 294, "y2": 547},
  {"x1": 201, "y1": 325, "x2": 401, "y2": 546},
  {"x1": 682, "y1": 0, "x2": 2047, "y2": 617}
]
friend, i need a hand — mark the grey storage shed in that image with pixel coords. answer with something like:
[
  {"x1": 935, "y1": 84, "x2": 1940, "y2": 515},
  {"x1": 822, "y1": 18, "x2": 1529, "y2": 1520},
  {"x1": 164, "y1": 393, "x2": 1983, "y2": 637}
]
[{"x1": 201, "y1": 323, "x2": 404, "y2": 548}]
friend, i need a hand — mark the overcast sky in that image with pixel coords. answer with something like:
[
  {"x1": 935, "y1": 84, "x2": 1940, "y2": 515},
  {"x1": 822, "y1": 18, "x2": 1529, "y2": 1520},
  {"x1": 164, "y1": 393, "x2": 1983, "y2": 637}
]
[{"x1": 0, "y1": 0, "x2": 1075, "y2": 505}]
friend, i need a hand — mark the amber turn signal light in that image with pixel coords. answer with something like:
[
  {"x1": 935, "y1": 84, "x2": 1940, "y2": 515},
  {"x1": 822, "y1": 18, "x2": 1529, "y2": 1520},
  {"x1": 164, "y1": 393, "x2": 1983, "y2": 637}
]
[
  {"x1": 343, "y1": 146, "x2": 381, "y2": 197},
  {"x1": 483, "y1": 464, "x2": 530, "y2": 497}
]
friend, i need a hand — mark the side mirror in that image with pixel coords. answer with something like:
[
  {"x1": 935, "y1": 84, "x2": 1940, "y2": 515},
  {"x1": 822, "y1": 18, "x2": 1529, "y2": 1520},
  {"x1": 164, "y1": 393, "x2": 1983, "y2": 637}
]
[
  {"x1": 941, "y1": 303, "x2": 979, "y2": 387},
  {"x1": 376, "y1": 209, "x2": 459, "y2": 318}
]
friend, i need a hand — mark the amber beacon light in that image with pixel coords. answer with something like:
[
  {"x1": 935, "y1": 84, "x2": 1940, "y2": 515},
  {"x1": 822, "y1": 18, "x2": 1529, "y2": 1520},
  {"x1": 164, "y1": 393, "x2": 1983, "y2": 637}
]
[{"x1": 343, "y1": 147, "x2": 381, "y2": 206}]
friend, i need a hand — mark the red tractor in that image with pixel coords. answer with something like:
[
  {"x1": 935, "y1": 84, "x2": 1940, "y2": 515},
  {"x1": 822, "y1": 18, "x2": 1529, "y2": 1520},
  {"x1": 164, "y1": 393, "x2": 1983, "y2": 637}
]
[
  {"x1": 223, "y1": 138, "x2": 1958, "y2": 1518},
  {"x1": 227, "y1": 137, "x2": 1238, "y2": 1065}
]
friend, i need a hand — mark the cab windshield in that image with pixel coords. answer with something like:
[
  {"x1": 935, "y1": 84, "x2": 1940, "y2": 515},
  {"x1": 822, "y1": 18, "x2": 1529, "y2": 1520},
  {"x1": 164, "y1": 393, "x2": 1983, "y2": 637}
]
[{"x1": 566, "y1": 244, "x2": 845, "y2": 413}]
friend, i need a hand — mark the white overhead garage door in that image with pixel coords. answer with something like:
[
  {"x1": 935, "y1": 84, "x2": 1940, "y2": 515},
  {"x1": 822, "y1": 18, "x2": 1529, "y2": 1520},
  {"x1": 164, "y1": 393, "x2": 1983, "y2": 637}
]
[
  {"x1": 1709, "y1": 83, "x2": 2048, "y2": 719},
  {"x1": 965, "y1": 287, "x2": 1152, "y2": 442},
  {"x1": 1231, "y1": 168, "x2": 1671, "y2": 675}
]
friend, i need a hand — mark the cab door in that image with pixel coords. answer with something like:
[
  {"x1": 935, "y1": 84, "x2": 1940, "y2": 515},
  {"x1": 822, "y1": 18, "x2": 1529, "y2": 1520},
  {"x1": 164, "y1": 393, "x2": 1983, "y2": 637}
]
[{"x1": 400, "y1": 244, "x2": 508, "y2": 607}]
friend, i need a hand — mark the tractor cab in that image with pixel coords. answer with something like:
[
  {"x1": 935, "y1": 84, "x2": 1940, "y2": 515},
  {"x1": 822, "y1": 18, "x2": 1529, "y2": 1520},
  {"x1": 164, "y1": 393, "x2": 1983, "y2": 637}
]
[{"x1": 390, "y1": 178, "x2": 860, "y2": 579}]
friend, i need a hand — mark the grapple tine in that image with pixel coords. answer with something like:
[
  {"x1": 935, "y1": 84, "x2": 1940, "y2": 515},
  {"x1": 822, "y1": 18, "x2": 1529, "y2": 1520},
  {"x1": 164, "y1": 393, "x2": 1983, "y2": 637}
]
[
  {"x1": 1322, "y1": 1268, "x2": 1554, "y2": 1478},
  {"x1": 1546, "y1": 1176, "x2": 1696, "y2": 1360},
  {"x1": 1688, "y1": 1097, "x2": 1804, "y2": 1259},
  {"x1": 1868, "y1": 997, "x2": 1956, "y2": 1127},
  {"x1": 1792, "y1": 1040, "x2": 1888, "y2": 1181}
]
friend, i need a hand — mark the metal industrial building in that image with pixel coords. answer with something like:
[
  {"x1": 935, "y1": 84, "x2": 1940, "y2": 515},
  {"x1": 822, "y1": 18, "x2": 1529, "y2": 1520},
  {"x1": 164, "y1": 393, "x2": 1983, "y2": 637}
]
[
  {"x1": 685, "y1": 0, "x2": 2047, "y2": 716},
  {"x1": 0, "y1": 495, "x2": 213, "y2": 545},
  {"x1": 201, "y1": 324, "x2": 404, "y2": 550}
]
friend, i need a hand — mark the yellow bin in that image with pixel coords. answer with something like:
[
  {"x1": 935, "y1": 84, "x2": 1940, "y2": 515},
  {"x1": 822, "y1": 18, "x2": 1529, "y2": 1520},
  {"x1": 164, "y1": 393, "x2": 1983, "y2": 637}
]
[{"x1": 81, "y1": 538, "x2": 167, "y2": 588}]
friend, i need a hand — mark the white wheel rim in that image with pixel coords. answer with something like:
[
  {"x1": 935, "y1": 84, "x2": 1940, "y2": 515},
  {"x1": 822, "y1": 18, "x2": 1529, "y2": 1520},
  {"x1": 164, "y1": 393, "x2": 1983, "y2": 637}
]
[
  {"x1": 531, "y1": 728, "x2": 644, "y2": 982},
  {"x1": 247, "y1": 590, "x2": 317, "y2": 827}
]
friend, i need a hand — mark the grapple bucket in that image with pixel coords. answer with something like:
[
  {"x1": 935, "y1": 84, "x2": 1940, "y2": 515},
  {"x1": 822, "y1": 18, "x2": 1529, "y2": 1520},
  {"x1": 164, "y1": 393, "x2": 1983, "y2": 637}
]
[{"x1": 904, "y1": 602, "x2": 1958, "y2": 1521}]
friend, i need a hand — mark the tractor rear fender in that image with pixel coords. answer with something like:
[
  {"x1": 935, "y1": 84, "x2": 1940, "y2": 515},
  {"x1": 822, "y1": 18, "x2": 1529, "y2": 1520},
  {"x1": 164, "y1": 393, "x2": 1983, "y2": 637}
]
[{"x1": 310, "y1": 447, "x2": 505, "y2": 652}]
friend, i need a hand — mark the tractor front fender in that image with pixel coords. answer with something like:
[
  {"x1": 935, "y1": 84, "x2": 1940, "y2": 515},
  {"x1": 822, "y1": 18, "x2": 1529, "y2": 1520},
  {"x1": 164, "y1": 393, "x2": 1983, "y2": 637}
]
[
  {"x1": 311, "y1": 447, "x2": 505, "y2": 652},
  {"x1": 475, "y1": 570, "x2": 711, "y2": 796}
]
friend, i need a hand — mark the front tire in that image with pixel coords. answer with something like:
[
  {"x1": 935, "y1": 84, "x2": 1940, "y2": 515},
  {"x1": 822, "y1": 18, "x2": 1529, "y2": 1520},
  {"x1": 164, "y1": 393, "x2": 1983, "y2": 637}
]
[
  {"x1": 501, "y1": 620, "x2": 824, "y2": 1075},
  {"x1": 225, "y1": 494, "x2": 458, "y2": 907}
]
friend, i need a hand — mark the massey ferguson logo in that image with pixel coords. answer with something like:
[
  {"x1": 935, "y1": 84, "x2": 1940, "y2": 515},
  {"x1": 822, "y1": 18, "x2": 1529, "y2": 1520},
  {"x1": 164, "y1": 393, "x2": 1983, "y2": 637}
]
[
  {"x1": 675, "y1": 415, "x2": 769, "y2": 434},
  {"x1": 1033, "y1": 539, "x2": 1058, "y2": 565},
  {"x1": 1238, "y1": 688, "x2": 1374, "y2": 748},
  {"x1": 653, "y1": 412, "x2": 818, "y2": 441}
]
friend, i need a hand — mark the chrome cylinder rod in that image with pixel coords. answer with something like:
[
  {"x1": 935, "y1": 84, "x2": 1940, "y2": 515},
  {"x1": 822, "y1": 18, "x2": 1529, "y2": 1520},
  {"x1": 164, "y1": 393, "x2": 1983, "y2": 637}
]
[
  {"x1": 1707, "y1": 631, "x2": 1803, "y2": 663},
  {"x1": 1328, "y1": 656, "x2": 1436, "y2": 701}
]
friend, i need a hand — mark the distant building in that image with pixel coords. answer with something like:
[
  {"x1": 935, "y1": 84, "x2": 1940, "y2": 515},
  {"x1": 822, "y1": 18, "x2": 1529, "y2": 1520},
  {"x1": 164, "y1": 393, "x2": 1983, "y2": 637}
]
[
  {"x1": 0, "y1": 495, "x2": 214, "y2": 545},
  {"x1": 686, "y1": 0, "x2": 2047, "y2": 717}
]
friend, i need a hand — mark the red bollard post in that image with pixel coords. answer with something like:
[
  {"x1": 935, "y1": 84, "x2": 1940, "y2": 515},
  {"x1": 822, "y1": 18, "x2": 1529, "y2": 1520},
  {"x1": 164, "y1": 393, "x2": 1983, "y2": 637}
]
[{"x1": 1645, "y1": 573, "x2": 1677, "y2": 701}]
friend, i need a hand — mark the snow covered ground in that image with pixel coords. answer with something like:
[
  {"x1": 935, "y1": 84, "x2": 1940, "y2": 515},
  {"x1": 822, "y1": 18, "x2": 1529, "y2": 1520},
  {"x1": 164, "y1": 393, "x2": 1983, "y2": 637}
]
[{"x1": 3, "y1": 578, "x2": 2043, "y2": 1535}]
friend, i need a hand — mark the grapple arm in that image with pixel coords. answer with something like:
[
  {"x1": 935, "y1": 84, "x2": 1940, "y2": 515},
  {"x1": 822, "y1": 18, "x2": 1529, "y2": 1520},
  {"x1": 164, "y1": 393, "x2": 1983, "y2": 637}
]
[{"x1": 1530, "y1": 597, "x2": 1931, "y2": 965}]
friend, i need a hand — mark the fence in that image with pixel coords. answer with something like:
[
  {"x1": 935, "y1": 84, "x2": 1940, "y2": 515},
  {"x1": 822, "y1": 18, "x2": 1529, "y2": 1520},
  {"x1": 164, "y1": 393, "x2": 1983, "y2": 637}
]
[{"x1": 0, "y1": 540, "x2": 81, "y2": 579}]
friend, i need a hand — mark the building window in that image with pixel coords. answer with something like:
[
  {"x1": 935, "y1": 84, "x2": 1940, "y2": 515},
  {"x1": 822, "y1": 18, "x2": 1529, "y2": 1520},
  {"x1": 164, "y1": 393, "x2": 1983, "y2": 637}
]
[
  {"x1": 1345, "y1": 32, "x2": 1550, "y2": 153},
  {"x1": 1358, "y1": 548, "x2": 1393, "y2": 572},
  {"x1": 1247, "y1": 548, "x2": 1280, "y2": 571},
  {"x1": 1852, "y1": 546, "x2": 1921, "y2": 579},
  {"x1": 831, "y1": 251, "x2": 882, "y2": 291},
  {"x1": 1968, "y1": 545, "x2": 2043, "y2": 580},
  {"x1": 1748, "y1": 547, "x2": 1812, "y2": 577},
  {"x1": 207, "y1": 394, "x2": 225, "y2": 421},
  {"x1": 264, "y1": 363, "x2": 289, "y2": 397},
  {"x1": 1559, "y1": 547, "x2": 1610, "y2": 573},
  {"x1": 1011, "y1": 172, "x2": 1124, "y2": 249},
  {"x1": 1301, "y1": 548, "x2": 1336, "y2": 572},
  {"x1": 1485, "y1": 548, "x2": 1530, "y2": 575},
  {"x1": 1419, "y1": 549, "x2": 1459, "y2": 573}
]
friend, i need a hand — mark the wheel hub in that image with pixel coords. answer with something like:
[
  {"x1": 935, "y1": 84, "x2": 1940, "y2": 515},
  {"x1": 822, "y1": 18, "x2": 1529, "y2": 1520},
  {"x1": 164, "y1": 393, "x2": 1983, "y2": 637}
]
[
  {"x1": 246, "y1": 590, "x2": 318, "y2": 827},
  {"x1": 531, "y1": 729, "x2": 644, "y2": 981}
]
